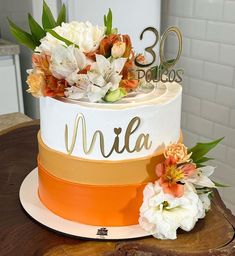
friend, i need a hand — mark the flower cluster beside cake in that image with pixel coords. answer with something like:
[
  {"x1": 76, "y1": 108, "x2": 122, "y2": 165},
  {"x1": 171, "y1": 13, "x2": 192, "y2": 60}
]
[{"x1": 10, "y1": 1, "x2": 225, "y2": 240}]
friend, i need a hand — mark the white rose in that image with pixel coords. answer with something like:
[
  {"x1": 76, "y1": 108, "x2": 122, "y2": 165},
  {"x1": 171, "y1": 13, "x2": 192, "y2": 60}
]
[
  {"x1": 49, "y1": 44, "x2": 86, "y2": 82},
  {"x1": 139, "y1": 182, "x2": 205, "y2": 240},
  {"x1": 36, "y1": 21, "x2": 105, "y2": 54}
]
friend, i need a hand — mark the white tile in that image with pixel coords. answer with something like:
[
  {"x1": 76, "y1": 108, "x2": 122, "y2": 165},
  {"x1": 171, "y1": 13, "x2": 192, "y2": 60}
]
[
  {"x1": 161, "y1": 16, "x2": 179, "y2": 32},
  {"x1": 187, "y1": 114, "x2": 214, "y2": 137},
  {"x1": 189, "y1": 78, "x2": 216, "y2": 101},
  {"x1": 209, "y1": 143, "x2": 227, "y2": 163},
  {"x1": 207, "y1": 21, "x2": 235, "y2": 44},
  {"x1": 181, "y1": 129, "x2": 200, "y2": 147},
  {"x1": 204, "y1": 62, "x2": 234, "y2": 87},
  {"x1": 216, "y1": 86, "x2": 235, "y2": 108},
  {"x1": 166, "y1": 34, "x2": 190, "y2": 57},
  {"x1": 230, "y1": 109, "x2": 235, "y2": 128},
  {"x1": 179, "y1": 18, "x2": 206, "y2": 39},
  {"x1": 201, "y1": 100, "x2": 230, "y2": 125},
  {"x1": 168, "y1": 0, "x2": 194, "y2": 17},
  {"x1": 220, "y1": 44, "x2": 235, "y2": 66},
  {"x1": 227, "y1": 147, "x2": 235, "y2": 168},
  {"x1": 213, "y1": 160, "x2": 235, "y2": 186},
  {"x1": 214, "y1": 123, "x2": 235, "y2": 148},
  {"x1": 181, "y1": 75, "x2": 190, "y2": 94},
  {"x1": 224, "y1": 1, "x2": 235, "y2": 23},
  {"x1": 181, "y1": 111, "x2": 187, "y2": 128},
  {"x1": 182, "y1": 94, "x2": 201, "y2": 115},
  {"x1": 178, "y1": 56, "x2": 204, "y2": 78},
  {"x1": 194, "y1": 0, "x2": 223, "y2": 20},
  {"x1": 191, "y1": 39, "x2": 219, "y2": 62}
]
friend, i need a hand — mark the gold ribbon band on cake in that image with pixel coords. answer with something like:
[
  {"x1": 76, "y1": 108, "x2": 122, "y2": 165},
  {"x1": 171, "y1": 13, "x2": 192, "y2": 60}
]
[
  {"x1": 38, "y1": 131, "x2": 182, "y2": 185},
  {"x1": 38, "y1": 162, "x2": 146, "y2": 226}
]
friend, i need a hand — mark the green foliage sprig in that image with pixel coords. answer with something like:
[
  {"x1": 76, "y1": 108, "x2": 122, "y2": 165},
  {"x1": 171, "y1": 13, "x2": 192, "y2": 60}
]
[
  {"x1": 104, "y1": 8, "x2": 113, "y2": 35},
  {"x1": 188, "y1": 137, "x2": 224, "y2": 167},
  {"x1": 8, "y1": 1, "x2": 66, "y2": 50}
]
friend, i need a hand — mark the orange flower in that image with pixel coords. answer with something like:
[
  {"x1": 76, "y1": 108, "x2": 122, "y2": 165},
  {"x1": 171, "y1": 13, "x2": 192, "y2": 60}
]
[
  {"x1": 32, "y1": 54, "x2": 51, "y2": 75},
  {"x1": 98, "y1": 34, "x2": 119, "y2": 57},
  {"x1": 120, "y1": 79, "x2": 139, "y2": 91},
  {"x1": 44, "y1": 75, "x2": 67, "y2": 97},
  {"x1": 156, "y1": 156, "x2": 196, "y2": 197},
  {"x1": 26, "y1": 72, "x2": 45, "y2": 98},
  {"x1": 122, "y1": 35, "x2": 132, "y2": 58},
  {"x1": 98, "y1": 34, "x2": 132, "y2": 58},
  {"x1": 164, "y1": 143, "x2": 192, "y2": 164}
]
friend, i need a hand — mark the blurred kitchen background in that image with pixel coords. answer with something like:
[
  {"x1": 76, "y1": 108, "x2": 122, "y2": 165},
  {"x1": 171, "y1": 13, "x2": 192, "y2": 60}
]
[{"x1": 0, "y1": 0, "x2": 234, "y2": 213}]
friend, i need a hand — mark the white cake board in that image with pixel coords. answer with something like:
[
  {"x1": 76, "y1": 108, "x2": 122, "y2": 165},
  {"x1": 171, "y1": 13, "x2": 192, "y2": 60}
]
[{"x1": 19, "y1": 168, "x2": 150, "y2": 240}]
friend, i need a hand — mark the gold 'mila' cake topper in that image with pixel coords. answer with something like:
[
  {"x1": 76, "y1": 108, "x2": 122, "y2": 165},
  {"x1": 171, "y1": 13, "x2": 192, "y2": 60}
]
[{"x1": 65, "y1": 113, "x2": 152, "y2": 158}]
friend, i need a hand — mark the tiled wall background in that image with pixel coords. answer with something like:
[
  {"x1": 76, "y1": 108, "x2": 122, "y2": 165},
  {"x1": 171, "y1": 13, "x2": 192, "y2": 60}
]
[{"x1": 161, "y1": 0, "x2": 235, "y2": 214}]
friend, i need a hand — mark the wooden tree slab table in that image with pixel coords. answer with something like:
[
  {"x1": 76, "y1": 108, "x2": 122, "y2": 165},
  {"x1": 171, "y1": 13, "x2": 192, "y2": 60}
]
[{"x1": 0, "y1": 121, "x2": 235, "y2": 256}]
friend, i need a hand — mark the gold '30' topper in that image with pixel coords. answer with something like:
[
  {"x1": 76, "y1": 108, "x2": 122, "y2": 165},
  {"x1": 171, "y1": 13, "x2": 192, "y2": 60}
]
[{"x1": 134, "y1": 26, "x2": 183, "y2": 83}]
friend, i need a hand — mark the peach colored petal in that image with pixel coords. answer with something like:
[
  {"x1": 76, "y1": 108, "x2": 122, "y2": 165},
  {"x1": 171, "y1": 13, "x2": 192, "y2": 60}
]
[
  {"x1": 161, "y1": 182, "x2": 184, "y2": 198},
  {"x1": 165, "y1": 156, "x2": 177, "y2": 166},
  {"x1": 181, "y1": 163, "x2": 196, "y2": 177},
  {"x1": 156, "y1": 163, "x2": 165, "y2": 178}
]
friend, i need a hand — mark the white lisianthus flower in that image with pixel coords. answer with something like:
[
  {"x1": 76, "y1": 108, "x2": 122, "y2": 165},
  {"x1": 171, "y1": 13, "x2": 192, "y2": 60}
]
[
  {"x1": 139, "y1": 182, "x2": 205, "y2": 240},
  {"x1": 198, "y1": 192, "x2": 212, "y2": 212},
  {"x1": 186, "y1": 166, "x2": 216, "y2": 188},
  {"x1": 49, "y1": 44, "x2": 86, "y2": 82},
  {"x1": 36, "y1": 21, "x2": 105, "y2": 54}
]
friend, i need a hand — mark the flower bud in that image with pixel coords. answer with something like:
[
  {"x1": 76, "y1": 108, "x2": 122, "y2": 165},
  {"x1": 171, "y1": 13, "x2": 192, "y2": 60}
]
[
  {"x1": 111, "y1": 42, "x2": 126, "y2": 58},
  {"x1": 104, "y1": 88, "x2": 127, "y2": 102}
]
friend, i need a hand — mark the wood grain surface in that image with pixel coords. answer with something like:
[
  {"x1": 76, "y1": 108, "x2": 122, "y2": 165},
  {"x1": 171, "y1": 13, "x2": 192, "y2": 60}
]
[{"x1": 0, "y1": 121, "x2": 235, "y2": 256}]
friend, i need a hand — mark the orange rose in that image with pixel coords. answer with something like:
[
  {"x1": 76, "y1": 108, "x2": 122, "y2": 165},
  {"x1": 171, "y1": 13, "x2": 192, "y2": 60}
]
[
  {"x1": 26, "y1": 72, "x2": 45, "y2": 98},
  {"x1": 164, "y1": 143, "x2": 192, "y2": 164}
]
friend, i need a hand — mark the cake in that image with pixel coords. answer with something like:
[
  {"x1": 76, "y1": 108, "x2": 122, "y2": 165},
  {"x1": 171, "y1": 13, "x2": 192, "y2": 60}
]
[
  {"x1": 10, "y1": 2, "x2": 224, "y2": 240},
  {"x1": 38, "y1": 83, "x2": 182, "y2": 226}
]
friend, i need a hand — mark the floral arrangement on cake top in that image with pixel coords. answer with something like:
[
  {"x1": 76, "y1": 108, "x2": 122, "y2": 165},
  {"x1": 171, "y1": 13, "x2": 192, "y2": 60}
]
[
  {"x1": 139, "y1": 137, "x2": 227, "y2": 240},
  {"x1": 8, "y1": 2, "x2": 141, "y2": 103}
]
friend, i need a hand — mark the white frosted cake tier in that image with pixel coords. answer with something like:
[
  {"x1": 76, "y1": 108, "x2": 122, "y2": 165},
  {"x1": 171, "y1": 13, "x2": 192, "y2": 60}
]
[{"x1": 40, "y1": 82, "x2": 182, "y2": 160}]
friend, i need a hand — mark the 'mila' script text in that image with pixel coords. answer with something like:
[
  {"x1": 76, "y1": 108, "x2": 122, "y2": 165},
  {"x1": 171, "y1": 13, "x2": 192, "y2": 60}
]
[{"x1": 65, "y1": 114, "x2": 152, "y2": 158}]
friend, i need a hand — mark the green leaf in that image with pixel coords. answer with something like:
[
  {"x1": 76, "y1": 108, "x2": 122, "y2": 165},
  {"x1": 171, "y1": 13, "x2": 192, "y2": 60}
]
[
  {"x1": 56, "y1": 3, "x2": 66, "y2": 26},
  {"x1": 47, "y1": 29, "x2": 79, "y2": 48},
  {"x1": 104, "y1": 88, "x2": 127, "y2": 102},
  {"x1": 212, "y1": 180, "x2": 230, "y2": 188},
  {"x1": 8, "y1": 18, "x2": 36, "y2": 50},
  {"x1": 105, "y1": 8, "x2": 113, "y2": 35},
  {"x1": 195, "y1": 156, "x2": 214, "y2": 164},
  {"x1": 28, "y1": 13, "x2": 46, "y2": 44},
  {"x1": 42, "y1": 0, "x2": 56, "y2": 29},
  {"x1": 188, "y1": 137, "x2": 224, "y2": 163}
]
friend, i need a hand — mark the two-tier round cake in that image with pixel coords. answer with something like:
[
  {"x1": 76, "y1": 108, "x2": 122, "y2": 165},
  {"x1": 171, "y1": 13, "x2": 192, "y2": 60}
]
[{"x1": 38, "y1": 82, "x2": 182, "y2": 226}]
